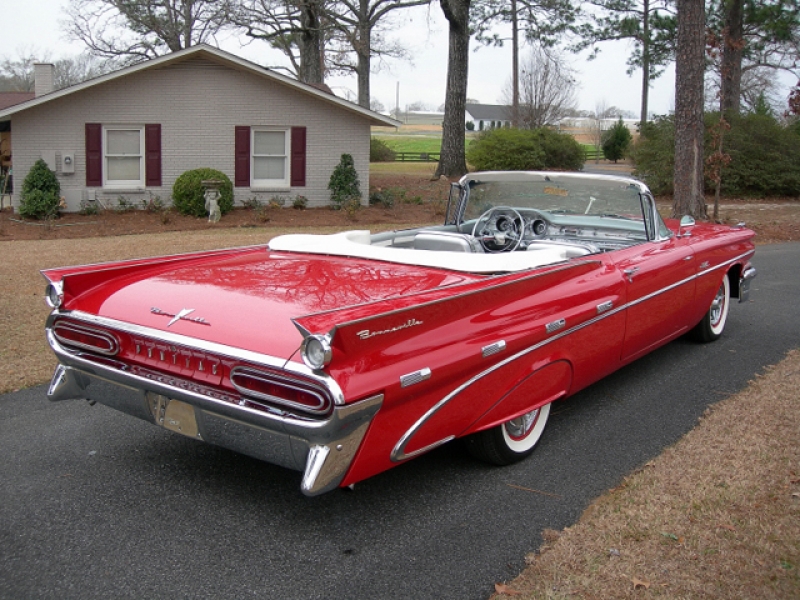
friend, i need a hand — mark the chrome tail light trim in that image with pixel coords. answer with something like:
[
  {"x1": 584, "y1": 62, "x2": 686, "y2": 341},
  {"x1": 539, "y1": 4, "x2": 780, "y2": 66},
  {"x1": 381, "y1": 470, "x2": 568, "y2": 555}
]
[
  {"x1": 52, "y1": 320, "x2": 120, "y2": 356},
  {"x1": 230, "y1": 366, "x2": 334, "y2": 416}
]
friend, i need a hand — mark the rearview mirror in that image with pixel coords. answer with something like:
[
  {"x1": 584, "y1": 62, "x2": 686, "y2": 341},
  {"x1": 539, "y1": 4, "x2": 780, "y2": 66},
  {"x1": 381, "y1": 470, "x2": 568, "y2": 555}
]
[{"x1": 678, "y1": 215, "x2": 695, "y2": 238}]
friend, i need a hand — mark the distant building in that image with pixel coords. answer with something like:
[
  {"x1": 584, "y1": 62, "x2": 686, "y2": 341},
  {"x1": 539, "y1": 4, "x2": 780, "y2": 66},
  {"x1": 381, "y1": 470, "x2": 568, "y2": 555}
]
[
  {"x1": 397, "y1": 110, "x2": 444, "y2": 126},
  {"x1": 465, "y1": 104, "x2": 512, "y2": 130}
]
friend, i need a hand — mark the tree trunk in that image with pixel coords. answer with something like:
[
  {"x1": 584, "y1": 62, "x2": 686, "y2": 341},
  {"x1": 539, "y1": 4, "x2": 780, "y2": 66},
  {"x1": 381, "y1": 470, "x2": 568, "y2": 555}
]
[
  {"x1": 299, "y1": 0, "x2": 325, "y2": 85},
  {"x1": 720, "y1": 0, "x2": 743, "y2": 115},
  {"x1": 673, "y1": 0, "x2": 707, "y2": 219},
  {"x1": 356, "y1": 17, "x2": 371, "y2": 108},
  {"x1": 434, "y1": 0, "x2": 470, "y2": 180},
  {"x1": 640, "y1": 0, "x2": 650, "y2": 128},
  {"x1": 511, "y1": 0, "x2": 519, "y2": 127}
]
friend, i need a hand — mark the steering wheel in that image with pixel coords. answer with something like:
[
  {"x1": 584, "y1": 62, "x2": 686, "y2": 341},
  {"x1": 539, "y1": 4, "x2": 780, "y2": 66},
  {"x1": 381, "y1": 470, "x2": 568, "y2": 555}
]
[{"x1": 471, "y1": 206, "x2": 525, "y2": 253}]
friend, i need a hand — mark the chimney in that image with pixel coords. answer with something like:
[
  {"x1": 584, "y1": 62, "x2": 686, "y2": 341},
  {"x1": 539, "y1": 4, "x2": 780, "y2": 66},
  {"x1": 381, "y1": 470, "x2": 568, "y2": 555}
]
[{"x1": 34, "y1": 63, "x2": 55, "y2": 97}]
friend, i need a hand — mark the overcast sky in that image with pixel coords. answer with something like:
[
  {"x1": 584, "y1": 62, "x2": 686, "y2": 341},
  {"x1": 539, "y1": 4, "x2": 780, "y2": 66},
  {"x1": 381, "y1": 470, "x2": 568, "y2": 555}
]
[{"x1": 7, "y1": 1, "x2": 681, "y2": 116}]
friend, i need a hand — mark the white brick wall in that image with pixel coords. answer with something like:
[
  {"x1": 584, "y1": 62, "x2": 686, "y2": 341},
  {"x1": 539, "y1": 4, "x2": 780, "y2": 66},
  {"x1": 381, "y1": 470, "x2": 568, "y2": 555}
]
[{"x1": 11, "y1": 56, "x2": 371, "y2": 212}]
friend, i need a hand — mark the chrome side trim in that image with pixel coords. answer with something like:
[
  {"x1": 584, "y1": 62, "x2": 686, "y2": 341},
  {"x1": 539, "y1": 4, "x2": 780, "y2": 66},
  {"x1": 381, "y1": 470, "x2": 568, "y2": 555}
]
[
  {"x1": 400, "y1": 368, "x2": 432, "y2": 388},
  {"x1": 482, "y1": 340, "x2": 506, "y2": 358},
  {"x1": 625, "y1": 250, "x2": 755, "y2": 311},
  {"x1": 596, "y1": 300, "x2": 614, "y2": 315},
  {"x1": 390, "y1": 249, "x2": 756, "y2": 463}
]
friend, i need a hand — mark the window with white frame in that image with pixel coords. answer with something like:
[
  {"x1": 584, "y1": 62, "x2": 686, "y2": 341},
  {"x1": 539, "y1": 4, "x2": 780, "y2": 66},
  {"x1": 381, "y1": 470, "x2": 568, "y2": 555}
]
[
  {"x1": 252, "y1": 128, "x2": 289, "y2": 187},
  {"x1": 104, "y1": 126, "x2": 144, "y2": 187}
]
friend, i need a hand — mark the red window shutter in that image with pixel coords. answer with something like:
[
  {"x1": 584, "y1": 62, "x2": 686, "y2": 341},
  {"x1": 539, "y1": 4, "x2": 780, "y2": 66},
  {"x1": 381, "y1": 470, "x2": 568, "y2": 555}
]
[
  {"x1": 234, "y1": 126, "x2": 250, "y2": 187},
  {"x1": 291, "y1": 126, "x2": 306, "y2": 187},
  {"x1": 145, "y1": 124, "x2": 162, "y2": 187},
  {"x1": 85, "y1": 123, "x2": 102, "y2": 187}
]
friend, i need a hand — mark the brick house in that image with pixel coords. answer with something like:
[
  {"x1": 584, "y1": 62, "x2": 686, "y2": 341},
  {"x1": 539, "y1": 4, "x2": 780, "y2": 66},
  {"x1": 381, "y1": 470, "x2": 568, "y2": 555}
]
[{"x1": 0, "y1": 45, "x2": 397, "y2": 212}]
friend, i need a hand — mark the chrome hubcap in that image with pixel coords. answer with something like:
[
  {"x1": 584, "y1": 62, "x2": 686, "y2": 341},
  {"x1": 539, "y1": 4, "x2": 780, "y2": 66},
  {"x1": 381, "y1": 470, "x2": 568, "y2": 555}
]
[
  {"x1": 710, "y1": 285, "x2": 725, "y2": 325},
  {"x1": 505, "y1": 408, "x2": 539, "y2": 440}
]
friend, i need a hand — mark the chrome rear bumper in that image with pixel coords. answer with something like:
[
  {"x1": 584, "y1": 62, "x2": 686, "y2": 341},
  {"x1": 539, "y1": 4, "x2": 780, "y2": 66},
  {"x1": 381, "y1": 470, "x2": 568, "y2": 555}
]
[
  {"x1": 47, "y1": 332, "x2": 382, "y2": 496},
  {"x1": 739, "y1": 266, "x2": 757, "y2": 303}
]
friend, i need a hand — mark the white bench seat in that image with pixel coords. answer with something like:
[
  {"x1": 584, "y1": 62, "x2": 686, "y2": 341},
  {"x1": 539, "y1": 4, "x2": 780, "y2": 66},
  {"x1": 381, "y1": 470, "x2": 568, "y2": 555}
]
[{"x1": 268, "y1": 230, "x2": 589, "y2": 274}]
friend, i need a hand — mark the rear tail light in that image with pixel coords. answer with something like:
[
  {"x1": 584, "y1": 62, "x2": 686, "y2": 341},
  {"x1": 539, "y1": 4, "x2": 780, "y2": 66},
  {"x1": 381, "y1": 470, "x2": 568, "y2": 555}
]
[
  {"x1": 53, "y1": 321, "x2": 119, "y2": 356},
  {"x1": 230, "y1": 366, "x2": 333, "y2": 416}
]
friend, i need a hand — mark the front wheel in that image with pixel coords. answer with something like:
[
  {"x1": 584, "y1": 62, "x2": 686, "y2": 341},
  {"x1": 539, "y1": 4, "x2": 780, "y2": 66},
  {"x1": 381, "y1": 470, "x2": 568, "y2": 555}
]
[
  {"x1": 690, "y1": 274, "x2": 731, "y2": 342},
  {"x1": 464, "y1": 403, "x2": 551, "y2": 466}
]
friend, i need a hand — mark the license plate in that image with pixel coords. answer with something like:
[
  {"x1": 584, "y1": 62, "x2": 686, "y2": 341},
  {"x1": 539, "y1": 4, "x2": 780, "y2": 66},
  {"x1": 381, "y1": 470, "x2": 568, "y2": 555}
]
[{"x1": 148, "y1": 394, "x2": 202, "y2": 440}]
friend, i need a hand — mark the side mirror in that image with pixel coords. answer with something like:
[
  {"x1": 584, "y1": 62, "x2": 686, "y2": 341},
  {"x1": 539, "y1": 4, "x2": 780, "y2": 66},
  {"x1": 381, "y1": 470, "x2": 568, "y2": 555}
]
[{"x1": 677, "y1": 215, "x2": 695, "y2": 238}]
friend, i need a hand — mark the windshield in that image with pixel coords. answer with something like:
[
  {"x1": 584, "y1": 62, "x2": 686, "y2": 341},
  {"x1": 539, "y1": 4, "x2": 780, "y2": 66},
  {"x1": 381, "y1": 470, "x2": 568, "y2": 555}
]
[{"x1": 461, "y1": 173, "x2": 647, "y2": 226}]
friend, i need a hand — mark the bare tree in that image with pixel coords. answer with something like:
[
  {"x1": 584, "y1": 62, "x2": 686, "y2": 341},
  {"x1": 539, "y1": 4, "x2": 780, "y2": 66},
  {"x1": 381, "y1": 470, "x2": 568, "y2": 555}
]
[
  {"x1": 434, "y1": 0, "x2": 470, "y2": 179},
  {"x1": 707, "y1": 0, "x2": 800, "y2": 116},
  {"x1": 471, "y1": 0, "x2": 578, "y2": 126},
  {"x1": 328, "y1": 0, "x2": 431, "y2": 108},
  {"x1": 0, "y1": 51, "x2": 40, "y2": 91},
  {"x1": 230, "y1": 0, "x2": 329, "y2": 84},
  {"x1": 591, "y1": 98, "x2": 609, "y2": 162},
  {"x1": 574, "y1": 0, "x2": 677, "y2": 129},
  {"x1": 0, "y1": 51, "x2": 119, "y2": 91},
  {"x1": 673, "y1": 0, "x2": 706, "y2": 219},
  {"x1": 64, "y1": 0, "x2": 232, "y2": 62},
  {"x1": 505, "y1": 44, "x2": 577, "y2": 129}
]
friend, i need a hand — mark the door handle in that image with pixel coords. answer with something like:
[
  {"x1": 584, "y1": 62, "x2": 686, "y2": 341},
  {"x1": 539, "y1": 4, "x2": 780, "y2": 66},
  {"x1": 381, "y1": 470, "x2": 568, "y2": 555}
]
[{"x1": 623, "y1": 267, "x2": 639, "y2": 282}]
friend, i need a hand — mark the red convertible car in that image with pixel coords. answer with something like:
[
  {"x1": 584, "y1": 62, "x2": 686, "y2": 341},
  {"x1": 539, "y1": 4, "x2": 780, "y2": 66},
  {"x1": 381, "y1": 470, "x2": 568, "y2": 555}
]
[{"x1": 42, "y1": 172, "x2": 756, "y2": 495}]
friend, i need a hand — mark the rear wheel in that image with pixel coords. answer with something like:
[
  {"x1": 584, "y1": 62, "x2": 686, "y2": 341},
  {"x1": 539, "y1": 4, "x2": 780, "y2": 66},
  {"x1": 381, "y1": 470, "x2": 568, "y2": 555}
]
[
  {"x1": 690, "y1": 274, "x2": 731, "y2": 342},
  {"x1": 464, "y1": 403, "x2": 551, "y2": 466}
]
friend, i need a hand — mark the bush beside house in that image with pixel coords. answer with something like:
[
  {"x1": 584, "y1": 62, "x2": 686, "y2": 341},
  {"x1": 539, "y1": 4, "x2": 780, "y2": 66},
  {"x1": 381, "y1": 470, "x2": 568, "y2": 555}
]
[
  {"x1": 19, "y1": 159, "x2": 61, "y2": 219},
  {"x1": 172, "y1": 168, "x2": 234, "y2": 217}
]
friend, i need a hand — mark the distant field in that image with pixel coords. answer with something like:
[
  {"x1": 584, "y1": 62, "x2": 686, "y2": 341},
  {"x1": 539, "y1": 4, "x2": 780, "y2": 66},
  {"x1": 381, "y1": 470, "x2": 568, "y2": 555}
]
[
  {"x1": 369, "y1": 162, "x2": 440, "y2": 176},
  {"x1": 375, "y1": 135, "x2": 601, "y2": 157},
  {"x1": 374, "y1": 135, "x2": 442, "y2": 154}
]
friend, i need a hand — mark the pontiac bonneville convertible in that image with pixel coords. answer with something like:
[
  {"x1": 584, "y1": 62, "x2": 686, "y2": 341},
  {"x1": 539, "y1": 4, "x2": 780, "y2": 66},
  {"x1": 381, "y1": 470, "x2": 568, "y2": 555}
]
[{"x1": 43, "y1": 172, "x2": 756, "y2": 496}]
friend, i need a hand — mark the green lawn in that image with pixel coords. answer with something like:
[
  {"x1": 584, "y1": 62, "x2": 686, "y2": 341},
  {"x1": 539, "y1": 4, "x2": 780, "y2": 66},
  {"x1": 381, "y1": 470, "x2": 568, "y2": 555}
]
[{"x1": 373, "y1": 135, "x2": 442, "y2": 154}]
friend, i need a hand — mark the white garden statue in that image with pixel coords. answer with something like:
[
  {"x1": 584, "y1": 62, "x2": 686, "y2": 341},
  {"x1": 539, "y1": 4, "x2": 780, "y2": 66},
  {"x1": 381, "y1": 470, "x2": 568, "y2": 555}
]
[{"x1": 202, "y1": 179, "x2": 223, "y2": 223}]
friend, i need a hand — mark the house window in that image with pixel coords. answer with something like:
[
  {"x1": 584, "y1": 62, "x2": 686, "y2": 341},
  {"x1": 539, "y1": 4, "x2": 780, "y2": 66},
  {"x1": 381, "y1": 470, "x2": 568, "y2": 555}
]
[
  {"x1": 235, "y1": 126, "x2": 305, "y2": 188},
  {"x1": 104, "y1": 126, "x2": 144, "y2": 187},
  {"x1": 252, "y1": 129, "x2": 289, "y2": 187}
]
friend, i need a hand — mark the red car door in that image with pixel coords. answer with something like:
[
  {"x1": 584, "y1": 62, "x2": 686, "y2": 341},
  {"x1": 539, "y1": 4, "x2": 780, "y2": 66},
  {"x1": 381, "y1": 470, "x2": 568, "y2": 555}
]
[{"x1": 613, "y1": 236, "x2": 697, "y2": 362}]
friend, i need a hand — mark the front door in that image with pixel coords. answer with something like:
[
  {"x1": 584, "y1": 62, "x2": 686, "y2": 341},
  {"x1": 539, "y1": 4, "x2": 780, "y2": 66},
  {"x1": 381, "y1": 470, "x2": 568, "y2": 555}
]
[{"x1": 614, "y1": 237, "x2": 697, "y2": 362}]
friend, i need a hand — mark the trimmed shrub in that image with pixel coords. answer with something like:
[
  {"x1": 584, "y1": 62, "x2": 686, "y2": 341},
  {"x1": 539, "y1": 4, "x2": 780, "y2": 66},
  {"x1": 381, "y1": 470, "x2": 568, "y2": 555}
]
[
  {"x1": 370, "y1": 138, "x2": 396, "y2": 162},
  {"x1": 723, "y1": 114, "x2": 800, "y2": 197},
  {"x1": 172, "y1": 168, "x2": 233, "y2": 217},
  {"x1": 534, "y1": 128, "x2": 586, "y2": 171},
  {"x1": 629, "y1": 116, "x2": 676, "y2": 195},
  {"x1": 466, "y1": 127, "x2": 585, "y2": 172},
  {"x1": 630, "y1": 113, "x2": 800, "y2": 197},
  {"x1": 328, "y1": 154, "x2": 361, "y2": 209},
  {"x1": 467, "y1": 128, "x2": 545, "y2": 171},
  {"x1": 602, "y1": 118, "x2": 633, "y2": 162},
  {"x1": 19, "y1": 159, "x2": 61, "y2": 219}
]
